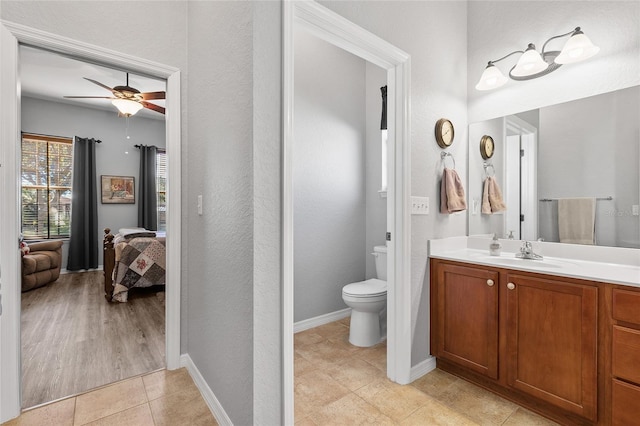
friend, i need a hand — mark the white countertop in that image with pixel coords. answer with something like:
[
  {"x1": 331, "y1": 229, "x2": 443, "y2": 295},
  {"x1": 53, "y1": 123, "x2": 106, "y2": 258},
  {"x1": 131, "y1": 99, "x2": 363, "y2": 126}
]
[{"x1": 428, "y1": 237, "x2": 640, "y2": 288}]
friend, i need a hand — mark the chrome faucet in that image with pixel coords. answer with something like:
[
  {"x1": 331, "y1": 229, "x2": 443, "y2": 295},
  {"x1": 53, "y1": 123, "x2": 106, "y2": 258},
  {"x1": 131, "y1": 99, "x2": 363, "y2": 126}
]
[{"x1": 515, "y1": 241, "x2": 543, "y2": 260}]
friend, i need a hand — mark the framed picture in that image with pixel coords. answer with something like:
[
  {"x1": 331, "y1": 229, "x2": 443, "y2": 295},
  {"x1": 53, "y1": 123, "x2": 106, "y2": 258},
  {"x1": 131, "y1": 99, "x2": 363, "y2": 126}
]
[{"x1": 101, "y1": 175, "x2": 135, "y2": 204}]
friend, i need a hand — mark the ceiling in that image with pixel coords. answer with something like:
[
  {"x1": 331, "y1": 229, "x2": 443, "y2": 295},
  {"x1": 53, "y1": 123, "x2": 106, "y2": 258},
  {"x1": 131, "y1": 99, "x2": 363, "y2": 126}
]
[{"x1": 20, "y1": 45, "x2": 166, "y2": 121}]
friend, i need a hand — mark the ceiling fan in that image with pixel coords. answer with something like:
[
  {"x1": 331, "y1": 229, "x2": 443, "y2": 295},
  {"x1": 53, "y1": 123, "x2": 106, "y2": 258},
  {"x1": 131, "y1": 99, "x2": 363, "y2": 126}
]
[{"x1": 64, "y1": 72, "x2": 165, "y2": 117}]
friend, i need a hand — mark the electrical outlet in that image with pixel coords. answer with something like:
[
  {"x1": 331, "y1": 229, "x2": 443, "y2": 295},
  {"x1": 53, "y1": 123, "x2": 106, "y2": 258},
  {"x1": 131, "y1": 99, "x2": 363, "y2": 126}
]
[
  {"x1": 411, "y1": 196, "x2": 429, "y2": 215},
  {"x1": 633, "y1": 205, "x2": 639, "y2": 216}
]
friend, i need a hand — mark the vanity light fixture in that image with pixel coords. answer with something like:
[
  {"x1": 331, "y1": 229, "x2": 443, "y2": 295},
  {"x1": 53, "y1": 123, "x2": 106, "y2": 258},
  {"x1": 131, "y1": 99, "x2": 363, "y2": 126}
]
[{"x1": 475, "y1": 27, "x2": 599, "y2": 91}]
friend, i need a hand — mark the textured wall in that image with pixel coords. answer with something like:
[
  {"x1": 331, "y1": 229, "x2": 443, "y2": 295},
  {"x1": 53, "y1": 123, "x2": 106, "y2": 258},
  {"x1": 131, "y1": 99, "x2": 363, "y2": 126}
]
[
  {"x1": 318, "y1": 0, "x2": 469, "y2": 366},
  {"x1": 252, "y1": 0, "x2": 283, "y2": 422},
  {"x1": 21, "y1": 96, "x2": 166, "y2": 268},
  {"x1": 468, "y1": 1, "x2": 640, "y2": 122},
  {"x1": 185, "y1": 2, "x2": 253, "y2": 424}
]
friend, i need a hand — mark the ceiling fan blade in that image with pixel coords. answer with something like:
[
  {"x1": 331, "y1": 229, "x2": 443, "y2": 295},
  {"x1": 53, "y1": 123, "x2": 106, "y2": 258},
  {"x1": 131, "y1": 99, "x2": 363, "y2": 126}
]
[
  {"x1": 141, "y1": 101, "x2": 165, "y2": 114},
  {"x1": 141, "y1": 91, "x2": 166, "y2": 101},
  {"x1": 83, "y1": 77, "x2": 115, "y2": 93},
  {"x1": 64, "y1": 96, "x2": 115, "y2": 99}
]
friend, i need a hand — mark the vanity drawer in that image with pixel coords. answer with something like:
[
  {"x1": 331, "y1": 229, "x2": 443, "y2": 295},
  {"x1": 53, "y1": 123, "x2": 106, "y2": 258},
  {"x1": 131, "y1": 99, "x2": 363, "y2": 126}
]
[
  {"x1": 613, "y1": 288, "x2": 640, "y2": 325},
  {"x1": 612, "y1": 325, "x2": 640, "y2": 384},
  {"x1": 612, "y1": 379, "x2": 640, "y2": 426}
]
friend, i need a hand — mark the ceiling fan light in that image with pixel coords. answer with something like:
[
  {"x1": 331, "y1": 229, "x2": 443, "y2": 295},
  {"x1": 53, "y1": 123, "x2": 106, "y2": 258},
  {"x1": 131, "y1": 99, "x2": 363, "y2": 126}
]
[
  {"x1": 511, "y1": 44, "x2": 549, "y2": 77},
  {"x1": 475, "y1": 64, "x2": 508, "y2": 91},
  {"x1": 112, "y1": 99, "x2": 143, "y2": 117},
  {"x1": 555, "y1": 32, "x2": 600, "y2": 64}
]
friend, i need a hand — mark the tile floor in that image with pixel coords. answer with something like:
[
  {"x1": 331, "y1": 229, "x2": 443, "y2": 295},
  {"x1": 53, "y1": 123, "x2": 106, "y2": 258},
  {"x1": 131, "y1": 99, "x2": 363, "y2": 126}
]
[
  {"x1": 6, "y1": 318, "x2": 561, "y2": 425},
  {"x1": 295, "y1": 318, "x2": 559, "y2": 425},
  {"x1": 3, "y1": 368, "x2": 217, "y2": 426}
]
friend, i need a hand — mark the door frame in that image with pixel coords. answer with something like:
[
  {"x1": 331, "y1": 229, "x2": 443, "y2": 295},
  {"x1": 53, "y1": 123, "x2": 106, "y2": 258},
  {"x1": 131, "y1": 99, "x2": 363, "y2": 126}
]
[
  {"x1": 283, "y1": 1, "x2": 412, "y2": 423},
  {"x1": 505, "y1": 115, "x2": 537, "y2": 241},
  {"x1": 0, "y1": 20, "x2": 182, "y2": 422}
]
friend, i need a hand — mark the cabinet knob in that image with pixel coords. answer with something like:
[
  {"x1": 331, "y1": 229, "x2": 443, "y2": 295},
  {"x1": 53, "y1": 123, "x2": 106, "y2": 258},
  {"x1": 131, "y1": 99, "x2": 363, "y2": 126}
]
[
  {"x1": 507, "y1": 282, "x2": 515, "y2": 290},
  {"x1": 487, "y1": 279, "x2": 494, "y2": 286}
]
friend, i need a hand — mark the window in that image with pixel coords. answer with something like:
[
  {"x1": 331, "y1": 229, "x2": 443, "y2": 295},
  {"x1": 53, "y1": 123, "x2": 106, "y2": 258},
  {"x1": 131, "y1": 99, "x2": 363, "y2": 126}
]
[
  {"x1": 21, "y1": 134, "x2": 73, "y2": 239},
  {"x1": 156, "y1": 149, "x2": 167, "y2": 231}
]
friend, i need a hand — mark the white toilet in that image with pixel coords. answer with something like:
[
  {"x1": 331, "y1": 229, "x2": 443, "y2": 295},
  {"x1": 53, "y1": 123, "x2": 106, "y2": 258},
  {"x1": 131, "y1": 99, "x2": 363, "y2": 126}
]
[{"x1": 342, "y1": 245, "x2": 387, "y2": 347}]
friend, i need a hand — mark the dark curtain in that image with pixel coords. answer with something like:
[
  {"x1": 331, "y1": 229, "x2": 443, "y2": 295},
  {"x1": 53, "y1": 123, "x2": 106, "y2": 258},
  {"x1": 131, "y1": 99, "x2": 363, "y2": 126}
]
[
  {"x1": 380, "y1": 85, "x2": 387, "y2": 130},
  {"x1": 138, "y1": 145, "x2": 158, "y2": 230},
  {"x1": 67, "y1": 137, "x2": 99, "y2": 271}
]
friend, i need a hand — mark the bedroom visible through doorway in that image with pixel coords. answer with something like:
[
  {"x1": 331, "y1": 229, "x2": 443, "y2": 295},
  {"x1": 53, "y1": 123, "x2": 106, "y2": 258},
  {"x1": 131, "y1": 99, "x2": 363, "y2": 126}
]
[{"x1": 19, "y1": 45, "x2": 168, "y2": 409}]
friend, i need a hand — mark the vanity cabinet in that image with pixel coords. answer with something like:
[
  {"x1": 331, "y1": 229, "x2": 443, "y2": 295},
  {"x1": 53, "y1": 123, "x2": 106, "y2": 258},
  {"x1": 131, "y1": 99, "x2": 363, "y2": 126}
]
[
  {"x1": 611, "y1": 288, "x2": 640, "y2": 425},
  {"x1": 430, "y1": 259, "x2": 599, "y2": 424},
  {"x1": 432, "y1": 263, "x2": 499, "y2": 379},
  {"x1": 504, "y1": 273, "x2": 598, "y2": 421}
]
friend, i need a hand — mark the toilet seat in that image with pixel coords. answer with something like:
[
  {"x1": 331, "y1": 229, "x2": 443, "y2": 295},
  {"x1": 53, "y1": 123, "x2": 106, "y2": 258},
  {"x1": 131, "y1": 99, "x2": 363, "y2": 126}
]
[{"x1": 342, "y1": 278, "x2": 387, "y2": 298}]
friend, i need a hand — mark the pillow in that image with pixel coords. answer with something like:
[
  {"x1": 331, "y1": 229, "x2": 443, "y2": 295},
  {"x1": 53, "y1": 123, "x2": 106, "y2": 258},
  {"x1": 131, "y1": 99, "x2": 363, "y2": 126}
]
[
  {"x1": 19, "y1": 241, "x2": 30, "y2": 256},
  {"x1": 118, "y1": 228, "x2": 156, "y2": 239}
]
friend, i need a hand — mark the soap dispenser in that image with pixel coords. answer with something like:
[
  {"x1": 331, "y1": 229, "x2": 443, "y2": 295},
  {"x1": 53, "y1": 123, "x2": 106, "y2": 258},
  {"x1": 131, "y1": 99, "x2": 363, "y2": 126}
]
[{"x1": 489, "y1": 234, "x2": 502, "y2": 256}]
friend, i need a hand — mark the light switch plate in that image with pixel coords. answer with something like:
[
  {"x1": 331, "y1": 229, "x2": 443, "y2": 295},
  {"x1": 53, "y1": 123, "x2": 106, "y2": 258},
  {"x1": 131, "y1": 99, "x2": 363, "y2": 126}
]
[
  {"x1": 633, "y1": 205, "x2": 639, "y2": 216},
  {"x1": 411, "y1": 196, "x2": 429, "y2": 215},
  {"x1": 197, "y1": 195, "x2": 203, "y2": 216}
]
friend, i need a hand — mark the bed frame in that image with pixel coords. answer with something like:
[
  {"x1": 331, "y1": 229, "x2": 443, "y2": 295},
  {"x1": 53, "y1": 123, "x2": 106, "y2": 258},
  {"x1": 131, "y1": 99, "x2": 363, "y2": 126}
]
[{"x1": 103, "y1": 228, "x2": 116, "y2": 301}]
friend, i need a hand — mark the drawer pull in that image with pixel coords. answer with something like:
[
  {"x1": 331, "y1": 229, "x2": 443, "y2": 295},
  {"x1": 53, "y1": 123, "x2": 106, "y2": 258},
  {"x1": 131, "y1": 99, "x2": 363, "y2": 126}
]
[
  {"x1": 487, "y1": 279, "x2": 494, "y2": 286},
  {"x1": 507, "y1": 282, "x2": 515, "y2": 290}
]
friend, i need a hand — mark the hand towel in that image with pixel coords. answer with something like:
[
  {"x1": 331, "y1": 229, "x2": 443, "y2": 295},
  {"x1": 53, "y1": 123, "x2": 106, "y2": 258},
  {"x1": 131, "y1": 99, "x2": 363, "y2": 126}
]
[
  {"x1": 440, "y1": 168, "x2": 467, "y2": 214},
  {"x1": 558, "y1": 197, "x2": 596, "y2": 245},
  {"x1": 481, "y1": 177, "x2": 506, "y2": 214}
]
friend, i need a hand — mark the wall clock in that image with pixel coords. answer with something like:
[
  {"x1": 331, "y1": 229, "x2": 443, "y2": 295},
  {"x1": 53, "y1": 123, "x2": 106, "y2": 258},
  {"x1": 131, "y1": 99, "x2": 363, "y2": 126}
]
[
  {"x1": 480, "y1": 135, "x2": 495, "y2": 160},
  {"x1": 435, "y1": 118, "x2": 454, "y2": 148}
]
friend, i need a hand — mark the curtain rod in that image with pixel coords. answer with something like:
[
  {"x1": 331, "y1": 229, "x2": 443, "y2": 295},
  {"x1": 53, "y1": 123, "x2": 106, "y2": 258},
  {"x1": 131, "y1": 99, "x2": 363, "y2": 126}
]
[
  {"x1": 134, "y1": 144, "x2": 164, "y2": 152},
  {"x1": 539, "y1": 196, "x2": 613, "y2": 202},
  {"x1": 75, "y1": 136, "x2": 101, "y2": 143}
]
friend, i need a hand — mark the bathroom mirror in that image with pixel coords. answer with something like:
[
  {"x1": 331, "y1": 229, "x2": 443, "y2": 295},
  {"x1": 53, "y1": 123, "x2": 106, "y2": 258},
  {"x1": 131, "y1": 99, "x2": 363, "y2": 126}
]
[{"x1": 468, "y1": 85, "x2": 640, "y2": 249}]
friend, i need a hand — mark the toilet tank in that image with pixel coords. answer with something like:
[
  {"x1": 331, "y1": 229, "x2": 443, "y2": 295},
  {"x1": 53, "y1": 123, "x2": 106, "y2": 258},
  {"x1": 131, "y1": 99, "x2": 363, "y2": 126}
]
[{"x1": 373, "y1": 245, "x2": 387, "y2": 280}]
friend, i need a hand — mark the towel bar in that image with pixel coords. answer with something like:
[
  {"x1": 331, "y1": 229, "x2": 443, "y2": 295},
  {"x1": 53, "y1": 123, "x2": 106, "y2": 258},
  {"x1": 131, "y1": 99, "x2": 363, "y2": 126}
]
[
  {"x1": 441, "y1": 151, "x2": 456, "y2": 169},
  {"x1": 539, "y1": 196, "x2": 613, "y2": 202},
  {"x1": 483, "y1": 162, "x2": 495, "y2": 177}
]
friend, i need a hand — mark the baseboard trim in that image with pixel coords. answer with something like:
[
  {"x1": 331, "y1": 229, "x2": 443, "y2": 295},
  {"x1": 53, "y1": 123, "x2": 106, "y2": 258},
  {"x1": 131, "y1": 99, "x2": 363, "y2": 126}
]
[
  {"x1": 60, "y1": 266, "x2": 103, "y2": 275},
  {"x1": 410, "y1": 356, "x2": 436, "y2": 382},
  {"x1": 294, "y1": 307, "x2": 351, "y2": 333},
  {"x1": 180, "y1": 354, "x2": 232, "y2": 426}
]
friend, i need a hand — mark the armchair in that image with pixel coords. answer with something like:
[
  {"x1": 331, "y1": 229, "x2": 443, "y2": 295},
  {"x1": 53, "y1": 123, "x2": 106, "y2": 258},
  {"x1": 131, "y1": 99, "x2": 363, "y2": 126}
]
[{"x1": 21, "y1": 240, "x2": 64, "y2": 292}]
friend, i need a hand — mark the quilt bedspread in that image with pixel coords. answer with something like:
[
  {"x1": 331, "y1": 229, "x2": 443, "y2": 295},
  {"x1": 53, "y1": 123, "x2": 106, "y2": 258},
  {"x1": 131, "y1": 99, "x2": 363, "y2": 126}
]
[{"x1": 112, "y1": 237, "x2": 166, "y2": 302}]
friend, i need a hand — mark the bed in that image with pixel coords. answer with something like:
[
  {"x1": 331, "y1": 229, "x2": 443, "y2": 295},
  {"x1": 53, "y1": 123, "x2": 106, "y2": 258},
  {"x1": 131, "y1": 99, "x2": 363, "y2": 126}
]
[{"x1": 103, "y1": 228, "x2": 166, "y2": 302}]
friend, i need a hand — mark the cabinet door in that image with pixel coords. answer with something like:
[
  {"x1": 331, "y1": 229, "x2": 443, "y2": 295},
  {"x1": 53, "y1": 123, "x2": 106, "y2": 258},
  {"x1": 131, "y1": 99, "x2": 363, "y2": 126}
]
[
  {"x1": 505, "y1": 273, "x2": 597, "y2": 421},
  {"x1": 434, "y1": 262, "x2": 499, "y2": 379}
]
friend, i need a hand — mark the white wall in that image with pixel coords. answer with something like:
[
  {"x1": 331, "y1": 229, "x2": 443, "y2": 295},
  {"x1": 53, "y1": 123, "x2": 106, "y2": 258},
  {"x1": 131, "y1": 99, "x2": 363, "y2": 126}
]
[
  {"x1": 468, "y1": 1, "x2": 640, "y2": 122},
  {"x1": 318, "y1": 0, "x2": 469, "y2": 366},
  {"x1": 293, "y1": 29, "x2": 367, "y2": 322},
  {"x1": 21, "y1": 97, "x2": 166, "y2": 268}
]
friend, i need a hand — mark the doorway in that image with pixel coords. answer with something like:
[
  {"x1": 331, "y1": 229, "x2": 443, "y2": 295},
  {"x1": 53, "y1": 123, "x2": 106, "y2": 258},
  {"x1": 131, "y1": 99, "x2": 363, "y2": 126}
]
[
  {"x1": 505, "y1": 115, "x2": 538, "y2": 241},
  {"x1": 0, "y1": 21, "x2": 182, "y2": 422},
  {"x1": 283, "y1": 2, "x2": 412, "y2": 423},
  {"x1": 19, "y1": 45, "x2": 168, "y2": 408}
]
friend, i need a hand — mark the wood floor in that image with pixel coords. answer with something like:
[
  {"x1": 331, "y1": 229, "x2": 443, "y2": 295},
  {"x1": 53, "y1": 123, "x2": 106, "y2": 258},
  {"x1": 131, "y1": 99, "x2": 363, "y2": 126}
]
[{"x1": 21, "y1": 271, "x2": 165, "y2": 409}]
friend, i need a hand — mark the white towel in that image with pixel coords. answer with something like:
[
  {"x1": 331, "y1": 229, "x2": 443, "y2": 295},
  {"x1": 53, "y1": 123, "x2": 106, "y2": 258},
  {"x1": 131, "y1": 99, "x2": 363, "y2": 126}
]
[{"x1": 558, "y1": 197, "x2": 596, "y2": 245}]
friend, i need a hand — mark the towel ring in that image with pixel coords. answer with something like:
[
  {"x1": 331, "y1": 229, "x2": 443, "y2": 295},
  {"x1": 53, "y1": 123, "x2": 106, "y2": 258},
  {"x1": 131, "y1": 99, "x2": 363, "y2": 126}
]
[
  {"x1": 483, "y1": 162, "x2": 495, "y2": 177},
  {"x1": 441, "y1": 151, "x2": 456, "y2": 169}
]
